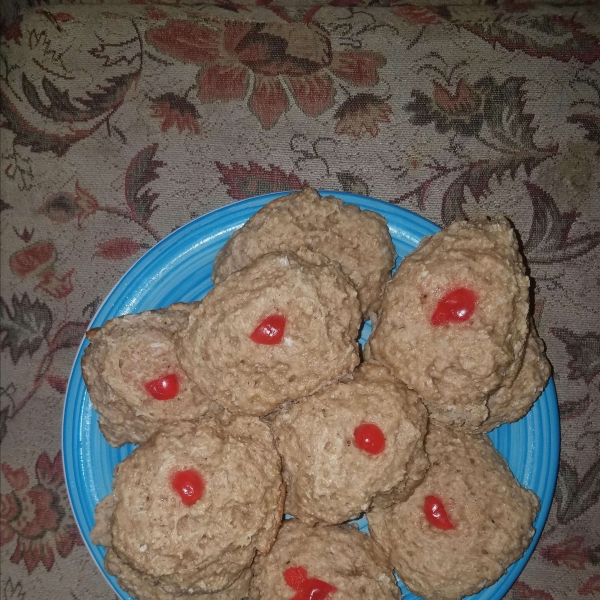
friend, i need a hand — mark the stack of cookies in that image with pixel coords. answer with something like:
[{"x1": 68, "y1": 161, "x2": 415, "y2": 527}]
[{"x1": 83, "y1": 188, "x2": 550, "y2": 600}]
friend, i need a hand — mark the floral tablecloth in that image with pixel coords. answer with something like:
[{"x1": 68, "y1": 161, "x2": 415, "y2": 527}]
[{"x1": 1, "y1": 1, "x2": 599, "y2": 599}]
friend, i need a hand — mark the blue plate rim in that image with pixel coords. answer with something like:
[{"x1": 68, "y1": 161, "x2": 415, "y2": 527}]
[{"x1": 62, "y1": 191, "x2": 560, "y2": 600}]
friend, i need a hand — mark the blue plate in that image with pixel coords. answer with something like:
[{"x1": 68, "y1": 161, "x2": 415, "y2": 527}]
[{"x1": 63, "y1": 192, "x2": 560, "y2": 600}]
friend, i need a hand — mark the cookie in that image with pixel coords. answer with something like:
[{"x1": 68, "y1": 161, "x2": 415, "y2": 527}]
[
  {"x1": 273, "y1": 362, "x2": 428, "y2": 525},
  {"x1": 369, "y1": 218, "x2": 530, "y2": 427},
  {"x1": 213, "y1": 188, "x2": 396, "y2": 318},
  {"x1": 102, "y1": 547, "x2": 252, "y2": 600},
  {"x1": 177, "y1": 252, "x2": 361, "y2": 416},
  {"x1": 91, "y1": 417, "x2": 284, "y2": 598},
  {"x1": 368, "y1": 424, "x2": 539, "y2": 600},
  {"x1": 249, "y1": 519, "x2": 399, "y2": 599},
  {"x1": 477, "y1": 324, "x2": 551, "y2": 433},
  {"x1": 81, "y1": 304, "x2": 212, "y2": 446}
]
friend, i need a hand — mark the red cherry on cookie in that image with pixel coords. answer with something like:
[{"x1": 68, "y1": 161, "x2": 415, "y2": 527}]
[
  {"x1": 354, "y1": 423, "x2": 386, "y2": 455},
  {"x1": 250, "y1": 314, "x2": 286, "y2": 345},
  {"x1": 144, "y1": 373, "x2": 179, "y2": 400},
  {"x1": 284, "y1": 566, "x2": 309, "y2": 589},
  {"x1": 424, "y1": 495, "x2": 454, "y2": 530},
  {"x1": 283, "y1": 566, "x2": 337, "y2": 599},
  {"x1": 172, "y1": 469, "x2": 205, "y2": 506},
  {"x1": 431, "y1": 288, "x2": 478, "y2": 326}
]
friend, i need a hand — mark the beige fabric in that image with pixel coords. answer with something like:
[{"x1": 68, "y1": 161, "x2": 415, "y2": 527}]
[{"x1": 1, "y1": 3, "x2": 599, "y2": 600}]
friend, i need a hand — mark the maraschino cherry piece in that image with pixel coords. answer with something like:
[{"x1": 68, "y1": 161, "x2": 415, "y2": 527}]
[
  {"x1": 283, "y1": 566, "x2": 337, "y2": 600},
  {"x1": 424, "y1": 495, "x2": 455, "y2": 530},
  {"x1": 172, "y1": 469, "x2": 205, "y2": 506},
  {"x1": 145, "y1": 373, "x2": 179, "y2": 400},
  {"x1": 431, "y1": 288, "x2": 478, "y2": 326},
  {"x1": 284, "y1": 566, "x2": 309, "y2": 589},
  {"x1": 354, "y1": 423, "x2": 386, "y2": 455},
  {"x1": 250, "y1": 314, "x2": 286, "y2": 345}
]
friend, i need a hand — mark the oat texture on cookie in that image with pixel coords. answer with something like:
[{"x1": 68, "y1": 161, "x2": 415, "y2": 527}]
[
  {"x1": 368, "y1": 424, "x2": 540, "y2": 600},
  {"x1": 91, "y1": 417, "x2": 284, "y2": 600},
  {"x1": 85, "y1": 202, "x2": 550, "y2": 600},
  {"x1": 476, "y1": 323, "x2": 551, "y2": 433},
  {"x1": 369, "y1": 218, "x2": 531, "y2": 428},
  {"x1": 273, "y1": 362, "x2": 428, "y2": 525},
  {"x1": 250, "y1": 519, "x2": 399, "y2": 599},
  {"x1": 81, "y1": 304, "x2": 212, "y2": 447},
  {"x1": 213, "y1": 188, "x2": 396, "y2": 318},
  {"x1": 177, "y1": 252, "x2": 361, "y2": 416}
]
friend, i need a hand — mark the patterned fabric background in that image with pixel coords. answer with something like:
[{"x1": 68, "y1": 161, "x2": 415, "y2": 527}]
[{"x1": 1, "y1": 3, "x2": 599, "y2": 600}]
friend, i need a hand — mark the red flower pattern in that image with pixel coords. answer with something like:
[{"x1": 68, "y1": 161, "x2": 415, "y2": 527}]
[
  {"x1": 1, "y1": 15, "x2": 23, "y2": 44},
  {"x1": 94, "y1": 238, "x2": 143, "y2": 260},
  {"x1": 53, "y1": 13, "x2": 75, "y2": 22},
  {"x1": 1, "y1": 452, "x2": 83, "y2": 573},
  {"x1": 34, "y1": 270, "x2": 74, "y2": 299},
  {"x1": 511, "y1": 582, "x2": 556, "y2": 600},
  {"x1": 433, "y1": 79, "x2": 480, "y2": 115},
  {"x1": 579, "y1": 575, "x2": 600, "y2": 596},
  {"x1": 147, "y1": 7, "x2": 169, "y2": 20},
  {"x1": 147, "y1": 20, "x2": 386, "y2": 128},
  {"x1": 540, "y1": 536, "x2": 597, "y2": 570},
  {"x1": 47, "y1": 375, "x2": 68, "y2": 394},
  {"x1": 150, "y1": 93, "x2": 201, "y2": 134},
  {"x1": 10, "y1": 243, "x2": 56, "y2": 278},
  {"x1": 393, "y1": 6, "x2": 442, "y2": 25},
  {"x1": 74, "y1": 183, "x2": 99, "y2": 228},
  {"x1": 216, "y1": 162, "x2": 307, "y2": 200}
]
